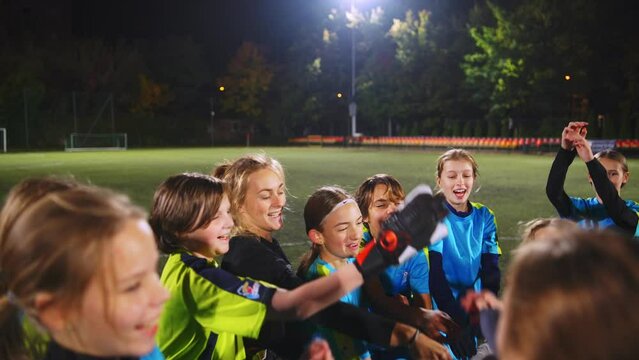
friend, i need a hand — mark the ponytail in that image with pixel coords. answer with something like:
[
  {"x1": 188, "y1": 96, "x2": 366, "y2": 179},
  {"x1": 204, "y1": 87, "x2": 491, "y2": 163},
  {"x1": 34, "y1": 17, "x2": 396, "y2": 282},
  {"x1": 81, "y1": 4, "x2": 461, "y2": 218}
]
[
  {"x1": 296, "y1": 244, "x2": 322, "y2": 279},
  {"x1": 0, "y1": 290, "x2": 46, "y2": 360}
]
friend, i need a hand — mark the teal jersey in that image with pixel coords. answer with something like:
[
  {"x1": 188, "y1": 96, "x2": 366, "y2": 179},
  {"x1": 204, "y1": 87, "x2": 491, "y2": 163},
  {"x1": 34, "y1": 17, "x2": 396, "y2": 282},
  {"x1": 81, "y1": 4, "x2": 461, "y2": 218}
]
[
  {"x1": 362, "y1": 226, "x2": 430, "y2": 297},
  {"x1": 305, "y1": 257, "x2": 370, "y2": 360},
  {"x1": 569, "y1": 197, "x2": 639, "y2": 237},
  {"x1": 141, "y1": 346, "x2": 165, "y2": 360},
  {"x1": 157, "y1": 252, "x2": 275, "y2": 360},
  {"x1": 429, "y1": 202, "x2": 500, "y2": 299}
]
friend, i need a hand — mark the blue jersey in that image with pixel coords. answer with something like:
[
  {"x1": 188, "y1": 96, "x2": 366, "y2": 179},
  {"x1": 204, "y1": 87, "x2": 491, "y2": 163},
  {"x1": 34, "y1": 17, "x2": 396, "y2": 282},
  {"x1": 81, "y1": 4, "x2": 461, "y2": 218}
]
[
  {"x1": 362, "y1": 227, "x2": 430, "y2": 297},
  {"x1": 429, "y1": 202, "x2": 500, "y2": 300},
  {"x1": 569, "y1": 197, "x2": 639, "y2": 237},
  {"x1": 429, "y1": 202, "x2": 500, "y2": 360},
  {"x1": 305, "y1": 257, "x2": 370, "y2": 360}
]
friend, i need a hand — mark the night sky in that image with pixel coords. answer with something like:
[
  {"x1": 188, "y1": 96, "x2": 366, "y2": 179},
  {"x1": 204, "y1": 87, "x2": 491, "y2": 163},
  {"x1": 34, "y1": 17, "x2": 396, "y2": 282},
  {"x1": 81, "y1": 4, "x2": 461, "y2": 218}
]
[
  {"x1": 2, "y1": 0, "x2": 311, "y2": 75},
  {"x1": 72, "y1": 1, "x2": 302, "y2": 50}
]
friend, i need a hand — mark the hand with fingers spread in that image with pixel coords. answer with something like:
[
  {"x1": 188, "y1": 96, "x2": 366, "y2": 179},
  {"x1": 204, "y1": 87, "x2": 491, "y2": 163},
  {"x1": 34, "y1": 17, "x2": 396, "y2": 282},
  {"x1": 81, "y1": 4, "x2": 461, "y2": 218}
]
[
  {"x1": 561, "y1": 121, "x2": 589, "y2": 150},
  {"x1": 416, "y1": 309, "x2": 460, "y2": 343}
]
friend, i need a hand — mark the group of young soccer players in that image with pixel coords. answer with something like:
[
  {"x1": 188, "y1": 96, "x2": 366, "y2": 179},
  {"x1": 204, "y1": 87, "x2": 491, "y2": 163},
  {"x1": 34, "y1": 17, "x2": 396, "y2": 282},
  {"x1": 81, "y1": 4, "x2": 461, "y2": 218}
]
[{"x1": 0, "y1": 121, "x2": 638, "y2": 360}]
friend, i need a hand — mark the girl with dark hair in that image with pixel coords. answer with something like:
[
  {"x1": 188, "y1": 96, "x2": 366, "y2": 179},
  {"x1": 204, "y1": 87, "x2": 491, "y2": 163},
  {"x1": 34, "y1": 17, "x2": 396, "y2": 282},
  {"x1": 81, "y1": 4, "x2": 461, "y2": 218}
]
[{"x1": 298, "y1": 186, "x2": 370, "y2": 360}]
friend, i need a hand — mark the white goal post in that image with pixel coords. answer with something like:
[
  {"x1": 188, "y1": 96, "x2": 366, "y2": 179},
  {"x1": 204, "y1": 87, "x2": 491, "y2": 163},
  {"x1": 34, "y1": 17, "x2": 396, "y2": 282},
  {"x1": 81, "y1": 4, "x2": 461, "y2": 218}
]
[
  {"x1": 65, "y1": 133, "x2": 128, "y2": 151},
  {"x1": 0, "y1": 128, "x2": 6, "y2": 153}
]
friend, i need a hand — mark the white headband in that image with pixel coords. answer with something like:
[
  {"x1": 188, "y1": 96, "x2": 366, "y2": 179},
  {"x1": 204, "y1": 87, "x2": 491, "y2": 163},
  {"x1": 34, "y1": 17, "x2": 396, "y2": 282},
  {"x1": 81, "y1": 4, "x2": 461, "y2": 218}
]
[{"x1": 318, "y1": 198, "x2": 357, "y2": 227}]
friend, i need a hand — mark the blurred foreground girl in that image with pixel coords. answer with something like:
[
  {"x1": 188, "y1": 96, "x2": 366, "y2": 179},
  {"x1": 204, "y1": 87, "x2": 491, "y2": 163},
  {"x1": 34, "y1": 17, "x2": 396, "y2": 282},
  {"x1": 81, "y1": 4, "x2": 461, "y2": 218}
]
[{"x1": 0, "y1": 184, "x2": 169, "y2": 359}]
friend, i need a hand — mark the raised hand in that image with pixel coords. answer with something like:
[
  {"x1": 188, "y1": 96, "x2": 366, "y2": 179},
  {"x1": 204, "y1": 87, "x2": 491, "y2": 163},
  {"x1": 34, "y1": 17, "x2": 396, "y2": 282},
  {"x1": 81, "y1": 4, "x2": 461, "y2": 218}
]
[
  {"x1": 561, "y1": 121, "x2": 589, "y2": 150},
  {"x1": 573, "y1": 137, "x2": 594, "y2": 162}
]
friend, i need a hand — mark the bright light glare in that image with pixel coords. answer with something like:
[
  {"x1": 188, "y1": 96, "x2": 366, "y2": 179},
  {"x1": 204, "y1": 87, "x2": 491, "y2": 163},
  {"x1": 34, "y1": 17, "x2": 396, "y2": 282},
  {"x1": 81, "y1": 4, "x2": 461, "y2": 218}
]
[
  {"x1": 219, "y1": 86, "x2": 225, "y2": 92},
  {"x1": 564, "y1": 75, "x2": 571, "y2": 81},
  {"x1": 337, "y1": 92, "x2": 343, "y2": 98}
]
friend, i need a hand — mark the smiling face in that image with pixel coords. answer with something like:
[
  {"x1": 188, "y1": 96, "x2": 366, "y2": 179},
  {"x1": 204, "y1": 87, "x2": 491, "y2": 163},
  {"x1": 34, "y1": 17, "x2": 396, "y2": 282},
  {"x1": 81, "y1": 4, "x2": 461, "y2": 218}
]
[
  {"x1": 61, "y1": 220, "x2": 169, "y2": 357},
  {"x1": 183, "y1": 195, "x2": 234, "y2": 259},
  {"x1": 365, "y1": 184, "x2": 403, "y2": 239},
  {"x1": 591, "y1": 157, "x2": 629, "y2": 199},
  {"x1": 240, "y1": 168, "x2": 286, "y2": 240},
  {"x1": 437, "y1": 159, "x2": 476, "y2": 212},
  {"x1": 313, "y1": 202, "x2": 363, "y2": 264}
]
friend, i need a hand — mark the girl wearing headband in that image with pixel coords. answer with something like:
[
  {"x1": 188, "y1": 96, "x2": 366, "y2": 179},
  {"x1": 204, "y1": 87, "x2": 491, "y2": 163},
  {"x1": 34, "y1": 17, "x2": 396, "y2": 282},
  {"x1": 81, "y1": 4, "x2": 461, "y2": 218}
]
[{"x1": 298, "y1": 186, "x2": 370, "y2": 360}]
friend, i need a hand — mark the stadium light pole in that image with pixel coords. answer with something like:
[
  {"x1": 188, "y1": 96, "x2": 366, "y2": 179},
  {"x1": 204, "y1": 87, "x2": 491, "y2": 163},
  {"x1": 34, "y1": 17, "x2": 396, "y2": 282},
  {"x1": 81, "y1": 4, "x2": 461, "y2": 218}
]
[
  {"x1": 348, "y1": 0, "x2": 357, "y2": 138},
  {"x1": 210, "y1": 85, "x2": 225, "y2": 146}
]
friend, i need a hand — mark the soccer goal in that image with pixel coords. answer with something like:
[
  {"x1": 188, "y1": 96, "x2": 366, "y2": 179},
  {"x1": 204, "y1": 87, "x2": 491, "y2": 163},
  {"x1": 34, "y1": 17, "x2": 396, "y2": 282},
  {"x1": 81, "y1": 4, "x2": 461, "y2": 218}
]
[
  {"x1": 65, "y1": 133, "x2": 128, "y2": 151},
  {"x1": 0, "y1": 128, "x2": 6, "y2": 153}
]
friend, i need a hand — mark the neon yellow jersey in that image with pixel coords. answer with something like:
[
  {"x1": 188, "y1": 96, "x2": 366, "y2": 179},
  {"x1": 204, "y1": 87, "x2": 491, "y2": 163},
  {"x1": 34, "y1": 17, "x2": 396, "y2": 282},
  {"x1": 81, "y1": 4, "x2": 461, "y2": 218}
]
[{"x1": 157, "y1": 252, "x2": 275, "y2": 360}]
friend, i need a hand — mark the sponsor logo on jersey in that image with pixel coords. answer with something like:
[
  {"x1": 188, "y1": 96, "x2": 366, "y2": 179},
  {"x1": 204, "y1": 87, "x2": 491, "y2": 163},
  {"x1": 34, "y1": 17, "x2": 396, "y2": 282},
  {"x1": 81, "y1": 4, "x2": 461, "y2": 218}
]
[{"x1": 237, "y1": 281, "x2": 261, "y2": 300}]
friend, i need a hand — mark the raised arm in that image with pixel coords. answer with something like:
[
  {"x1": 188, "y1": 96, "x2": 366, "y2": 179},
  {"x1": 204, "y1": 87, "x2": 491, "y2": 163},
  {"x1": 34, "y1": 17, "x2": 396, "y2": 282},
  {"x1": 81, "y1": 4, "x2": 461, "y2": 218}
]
[{"x1": 546, "y1": 122, "x2": 587, "y2": 217}]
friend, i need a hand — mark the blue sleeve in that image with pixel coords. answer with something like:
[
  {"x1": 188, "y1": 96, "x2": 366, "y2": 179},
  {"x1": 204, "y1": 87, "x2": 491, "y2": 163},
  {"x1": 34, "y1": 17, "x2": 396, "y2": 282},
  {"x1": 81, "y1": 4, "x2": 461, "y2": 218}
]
[
  {"x1": 428, "y1": 250, "x2": 467, "y2": 325},
  {"x1": 408, "y1": 249, "x2": 430, "y2": 294}
]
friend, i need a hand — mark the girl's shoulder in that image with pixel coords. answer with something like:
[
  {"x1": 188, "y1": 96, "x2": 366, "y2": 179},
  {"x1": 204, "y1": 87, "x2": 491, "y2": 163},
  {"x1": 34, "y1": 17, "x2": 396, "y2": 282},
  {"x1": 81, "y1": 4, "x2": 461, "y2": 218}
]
[
  {"x1": 469, "y1": 201, "x2": 496, "y2": 217},
  {"x1": 229, "y1": 234, "x2": 262, "y2": 245},
  {"x1": 306, "y1": 257, "x2": 334, "y2": 279}
]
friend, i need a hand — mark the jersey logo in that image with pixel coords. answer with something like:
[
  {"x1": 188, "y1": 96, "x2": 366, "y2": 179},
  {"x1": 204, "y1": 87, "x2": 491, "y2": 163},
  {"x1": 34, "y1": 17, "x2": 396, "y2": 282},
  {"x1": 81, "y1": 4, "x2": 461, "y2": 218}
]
[{"x1": 237, "y1": 281, "x2": 261, "y2": 300}]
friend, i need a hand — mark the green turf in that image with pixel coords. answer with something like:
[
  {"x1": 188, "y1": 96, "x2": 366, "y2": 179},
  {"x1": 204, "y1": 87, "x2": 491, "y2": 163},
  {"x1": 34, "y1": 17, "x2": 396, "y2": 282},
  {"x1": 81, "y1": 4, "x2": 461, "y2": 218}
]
[{"x1": 2, "y1": 147, "x2": 637, "y2": 273}]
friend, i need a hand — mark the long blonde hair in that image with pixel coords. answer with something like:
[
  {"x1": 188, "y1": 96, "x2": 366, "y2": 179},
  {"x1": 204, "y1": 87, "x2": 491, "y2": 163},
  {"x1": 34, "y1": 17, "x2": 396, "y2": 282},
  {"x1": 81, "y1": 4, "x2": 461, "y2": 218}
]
[{"x1": 216, "y1": 153, "x2": 285, "y2": 236}]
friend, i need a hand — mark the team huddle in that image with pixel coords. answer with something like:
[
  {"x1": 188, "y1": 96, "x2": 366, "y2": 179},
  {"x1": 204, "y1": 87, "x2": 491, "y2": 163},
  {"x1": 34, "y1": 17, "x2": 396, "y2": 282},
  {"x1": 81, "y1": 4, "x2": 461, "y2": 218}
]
[{"x1": 1, "y1": 122, "x2": 638, "y2": 360}]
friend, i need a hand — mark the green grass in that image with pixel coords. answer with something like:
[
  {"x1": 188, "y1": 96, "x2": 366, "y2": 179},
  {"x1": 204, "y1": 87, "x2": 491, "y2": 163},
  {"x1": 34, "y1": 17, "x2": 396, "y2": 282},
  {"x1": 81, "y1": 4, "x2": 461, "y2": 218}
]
[{"x1": 2, "y1": 147, "x2": 637, "y2": 272}]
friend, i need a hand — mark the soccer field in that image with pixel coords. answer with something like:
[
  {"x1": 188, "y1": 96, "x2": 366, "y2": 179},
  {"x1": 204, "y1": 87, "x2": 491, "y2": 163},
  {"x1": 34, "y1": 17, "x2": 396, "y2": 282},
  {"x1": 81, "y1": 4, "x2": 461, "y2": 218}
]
[{"x1": 2, "y1": 147, "x2": 637, "y2": 270}]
